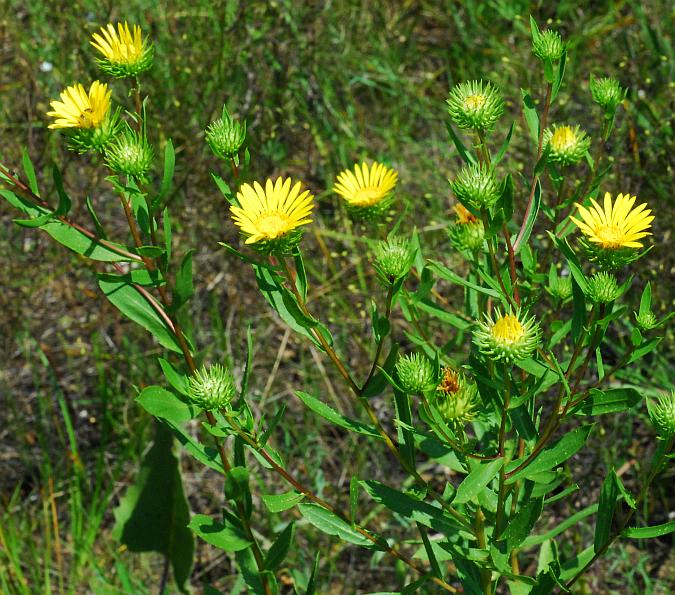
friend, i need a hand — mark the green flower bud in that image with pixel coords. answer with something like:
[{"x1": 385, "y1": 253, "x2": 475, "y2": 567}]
[
  {"x1": 206, "y1": 105, "x2": 247, "y2": 162},
  {"x1": 451, "y1": 163, "x2": 500, "y2": 210},
  {"x1": 432, "y1": 367, "x2": 480, "y2": 429},
  {"x1": 91, "y1": 22, "x2": 154, "y2": 78},
  {"x1": 634, "y1": 309, "x2": 658, "y2": 331},
  {"x1": 590, "y1": 77, "x2": 626, "y2": 112},
  {"x1": 187, "y1": 363, "x2": 236, "y2": 411},
  {"x1": 105, "y1": 127, "x2": 154, "y2": 179},
  {"x1": 373, "y1": 236, "x2": 415, "y2": 283},
  {"x1": 396, "y1": 353, "x2": 436, "y2": 394},
  {"x1": 447, "y1": 204, "x2": 485, "y2": 251},
  {"x1": 647, "y1": 392, "x2": 675, "y2": 440},
  {"x1": 474, "y1": 308, "x2": 541, "y2": 363},
  {"x1": 585, "y1": 272, "x2": 622, "y2": 304},
  {"x1": 547, "y1": 275, "x2": 573, "y2": 301},
  {"x1": 544, "y1": 124, "x2": 591, "y2": 167},
  {"x1": 446, "y1": 80, "x2": 504, "y2": 131},
  {"x1": 533, "y1": 29, "x2": 565, "y2": 62},
  {"x1": 67, "y1": 107, "x2": 122, "y2": 154}
]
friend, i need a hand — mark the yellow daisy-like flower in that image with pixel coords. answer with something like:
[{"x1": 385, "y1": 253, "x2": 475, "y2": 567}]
[
  {"x1": 333, "y1": 162, "x2": 398, "y2": 208},
  {"x1": 570, "y1": 192, "x2": 653, "y2": 249},
  {"x1": 91, "y1": 22, "x2": 153, "y2": 76},
  {"x1": 92, "y1": 22, "x2": 144, "y2": 64},
  {"x1": 231, "y1": 177, "x2": 314, "y2": 245},
  {"x1": 46, "y1": 81, "x2": 111, "y2": 129}
]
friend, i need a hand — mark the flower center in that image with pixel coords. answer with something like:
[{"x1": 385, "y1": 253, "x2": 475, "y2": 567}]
[
  {"x1": 492, "y1": 315, "x2": 524, "y2": 343},
  {"x1": 353, "y1": 187, "x2": 385, "y2": 207},
  {"x1": 550, "y1": 126, "x2": 576, "y2": 151},
  {"x1": 595, "y1": 224, "x2": 625, "y2": 248},
  {"x1": 254, "y1": 211, "x2": 292, "y2": 239},
  {"x1": 77, "y1": 107, "x2": 97, "y2": 129},
  {"x1": 464, "y1": 94, "x2": 486, "y2": 111}
]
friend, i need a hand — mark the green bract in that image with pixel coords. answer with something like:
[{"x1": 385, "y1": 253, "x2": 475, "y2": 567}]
[
  {"x1": 533, "y1": 29, "x2": 565, "y2": 62},
  {"x1": 474, "y1": 308, "x2": 541, "y2": 363},
  {"x1": 373, "y1": 236, "x2": 414, "y2": 283},
  {"x1": 432, "y1": 368, "x2": 480, "y2": 429},
  {"x1": 105, "y1": 127, "x2": 154, "y2": 178},
  {"x1": 547, "y1": 274, "x2": 573, "y2": 301},
  {"x1": 648, "y1": 392, "x2": 675, "y2": 439},
  {"x1": 206, "y1": 105, "x2": 247, "y2": 162},
  {"x1": 395, "y1": 353, "x2": 436, "y2": 394},
  {"x1": 450, "y1": 163, "x2": 500, "y2": 210},
  {"x1": 544, "y1": 124, "x2": 591, "y2": 166},
  {"x1": 187, "y1": 364, "x2": 236, "y2": 411},
  {"x1": 446, "y1": 80, "x2": 504, "y2": 131},
  {"x1": 585, "y1": 272, "x2": 622, "y2": 304},
  {"x1": 590, "y1": 76, "x2": 626, "y2": 112}
]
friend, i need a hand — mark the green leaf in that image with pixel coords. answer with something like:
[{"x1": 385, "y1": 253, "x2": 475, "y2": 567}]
[
  {"x1": 446, "y1": 122, "x2": 477, "y2": 165},
  {"x1": 86, "y1": 196, "x2": 107, "y2": 239},
  {"x1": 293, "y1": 248, "x2": 308, "y2": 301},
  {"x1": 521, "y1": 89, "x2": 539, "y2": 146},
  {"x1": 154, "y1": 139, "x2": 175, "y2": 208},
  {"x1": 136, "y1": 385, "x2": 197, "y2": 423},
  {"x1": 52, "y1": 166, "x2": 72, "y2": 216},
  {"x1": 414, "y1": 298, "x2": 471, "y2": 330},
  {"x1": 174, "y1": 250, "x2": 194, "y2": 310},
  {"x1": 522, "y1": 504, "x2": 598, "y2": 549},
  {"x1": 622, "y1": 520, "x2": 675, "y2": 539},
  {"x1": 494, "y1": 123, "x2": 516, "y2": 166},
  {"x1": 638, "y1": 282, "x2": 652, "y2": 317},
  {"x1": 298, "y1": 503, "x2": 378, "y2": 549},
  {"x1": 163, "y1": 207, "x2": 172, "y2": 266},
  {"x1": 158, "y1": 358, "x2": 189, "y2": 396},
  {"x1": 551, "y1": 51, "x2": 567, "y2": 102},
  {"x1": 234, "y1": 547, "x2": 269, "y2": 594},
  {"x1": 14, "y1": 212, "x2": 53, "y2": 227},
  {"x1": 253, "y1": 264, "x2": 333, "y2": 350},
  {"x1": 224, "y1": 466, "x2": 250, "y2": 502},
  {"x1": 295, "y1": 391, "x2": 382, "y2": 439},
  {"x1": 112, "y1": 422, "x2": 193, "y2": 593},
  {"x1": 595, "y1": 469, "x2": 636, "y2": 552},
  {"x1": 454, "y1": 458, "x2": 505, "y2": 504},
  {"x1": 264, "y1": 522, "x2": 295, "y2": 571},
  {"x1": 2, "y1": 188, "x2": 135, "y2": 261},
  {"x1": 261, "y1": 491, "x2": 305, "y2": 513},
  {"x1": 572, "y1": 388, "x2": 642, "y2": 416},
  {"x1": 550, "y1": 234, "x2": 587, "y2": 293},
  {"x1": 188, "y1": 514, "x2": 251, "y2": 552},
  {"x1": 428, "y1": 260, "x2": 501, "y2": 298},
  {"x1": 514, "y1": 179, "x2": 540, "y2": 253},
  {"x1": 305, "y1": 552, "x2": 321, "y2": 595},
  {"x1": 360, "y1": 480, "x2": 466, "y2": 536},
  {"x1": 506, "y1": 425, "x2": 593, "y2": 484},
  {"x1": 98, "y1": 274, "x2": 183, "y2": 353},
  {"x1": 21, "y1": 148, "x2": 39, "y2": 195},
  {"x1": 500, "y1": 498, "x2": 544, "y2": 550}
]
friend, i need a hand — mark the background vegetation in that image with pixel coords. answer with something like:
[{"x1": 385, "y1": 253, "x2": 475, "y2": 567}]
[{"x1": 0, "y1": 1, "x2": 673, "y2": 592}]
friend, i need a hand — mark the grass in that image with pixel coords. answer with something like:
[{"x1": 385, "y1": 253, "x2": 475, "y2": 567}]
[{"x1": 1, "y1": 0, "x2": 673, "y2": 592}]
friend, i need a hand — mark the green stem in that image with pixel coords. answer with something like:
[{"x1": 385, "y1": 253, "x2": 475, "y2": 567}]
[{"x1": 495, "y1": 366, "x2": 511, "y2": 537}]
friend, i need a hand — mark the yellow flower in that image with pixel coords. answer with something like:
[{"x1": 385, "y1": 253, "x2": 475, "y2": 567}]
[
  {"x1": 333, "y1": 162, "x2": 398, "y2": 207},
  {"x1": 491, "y1": 314, "x2": 524, "y2": 343},
  {"x1": 571, "y1": 192, "x2": 653, "y2": 249},
  {"x1": 231, "y1": 177, "x2": 314, "y2": 245},
  {"x1": 91, "y1": 22, "x2": 145, "y2": 65},
  {"x1": 46, "y1": 81, "x2": 111, "y2": 129}
]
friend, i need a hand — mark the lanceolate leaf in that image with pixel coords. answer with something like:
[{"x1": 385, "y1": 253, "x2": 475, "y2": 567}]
[
  {"x1": 297, "y1": 503, "x2": 378, "y2": 549},
  {"x1": 571, "y1": 388, "x2": 642, "y2": 416},
  {"x1": 506, "y1": 425, "x2": 593, "y2": 484},
  {"x1": 454, "y1": 458, "x2": 505, "y2": 504},
  {"x1": 189, "y1": 514, "x2": 251, "y2": 552},
  {"x1": 622, "y1": 521, "x2": 675, "y2": 539},
  {"x1": 98, "y1": 274, "x2": 183, "y2": 353},
  {"x1": 2, "y1": 189, "x2": 135, "y2": 261},
  {"x1": 136, "y1": 385, "x2": 197, "y2": 424},
  {"x1": 295, "y1": 391, "x2": 382, "y2": 439}
]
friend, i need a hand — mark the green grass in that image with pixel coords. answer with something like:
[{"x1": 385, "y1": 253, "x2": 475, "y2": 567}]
[{"x1": 1, "y1": 1, "x2": 673, "y2": 592}]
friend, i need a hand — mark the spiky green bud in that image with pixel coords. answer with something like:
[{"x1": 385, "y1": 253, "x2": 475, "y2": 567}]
[
  {"x1": 105, "y1": 127, "x2": 154, "y2": 178},
  {"x1": 187, "y1": 364, "x2": 236, "y2": 411},
  {"x1": 647, "y1": 392, "x2": 675, "y2": 439},
  {"x1": 585, "y1": 272, "x2": 622, "y2": 304},
  {"x1": 474, "y1": 308, "x2": 541, "y2": 363},
  {"x1": 547, "y1": 275, "x2": 573, "y2": 301},
  {"x1": 451, "y1": 163, "x2": 500, "y2": 210},
  {"x1": 206, "y1": 105, "x2": 247, "y2": 163},
  {"x1": 446, "y1": 80, "x2": 504, "y2": 131},
  {"x1": 590, "y1": 77, "x2": 626, "y2": 112},
  {"x1": 533, "y1": 29, "x2": 565, "y2": 62},
  {"x1": 373, "y1": 236, "x2": 415, "y2": 283},
  {"x1": 432, "y1": 368, "x2": 480, "y2": 429},
  {"x1": 544, "y1": 124, "x2": 591, "y2": 167},
  {"x1": 634, "y1": 310, "x2": 658, "y2": 331},
  {"x1": 396, "y1": 353, "x2": 436, "y2": 394},
  {"x1": 67, "y1": 107, "x2": 121, "y2": 154}
]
